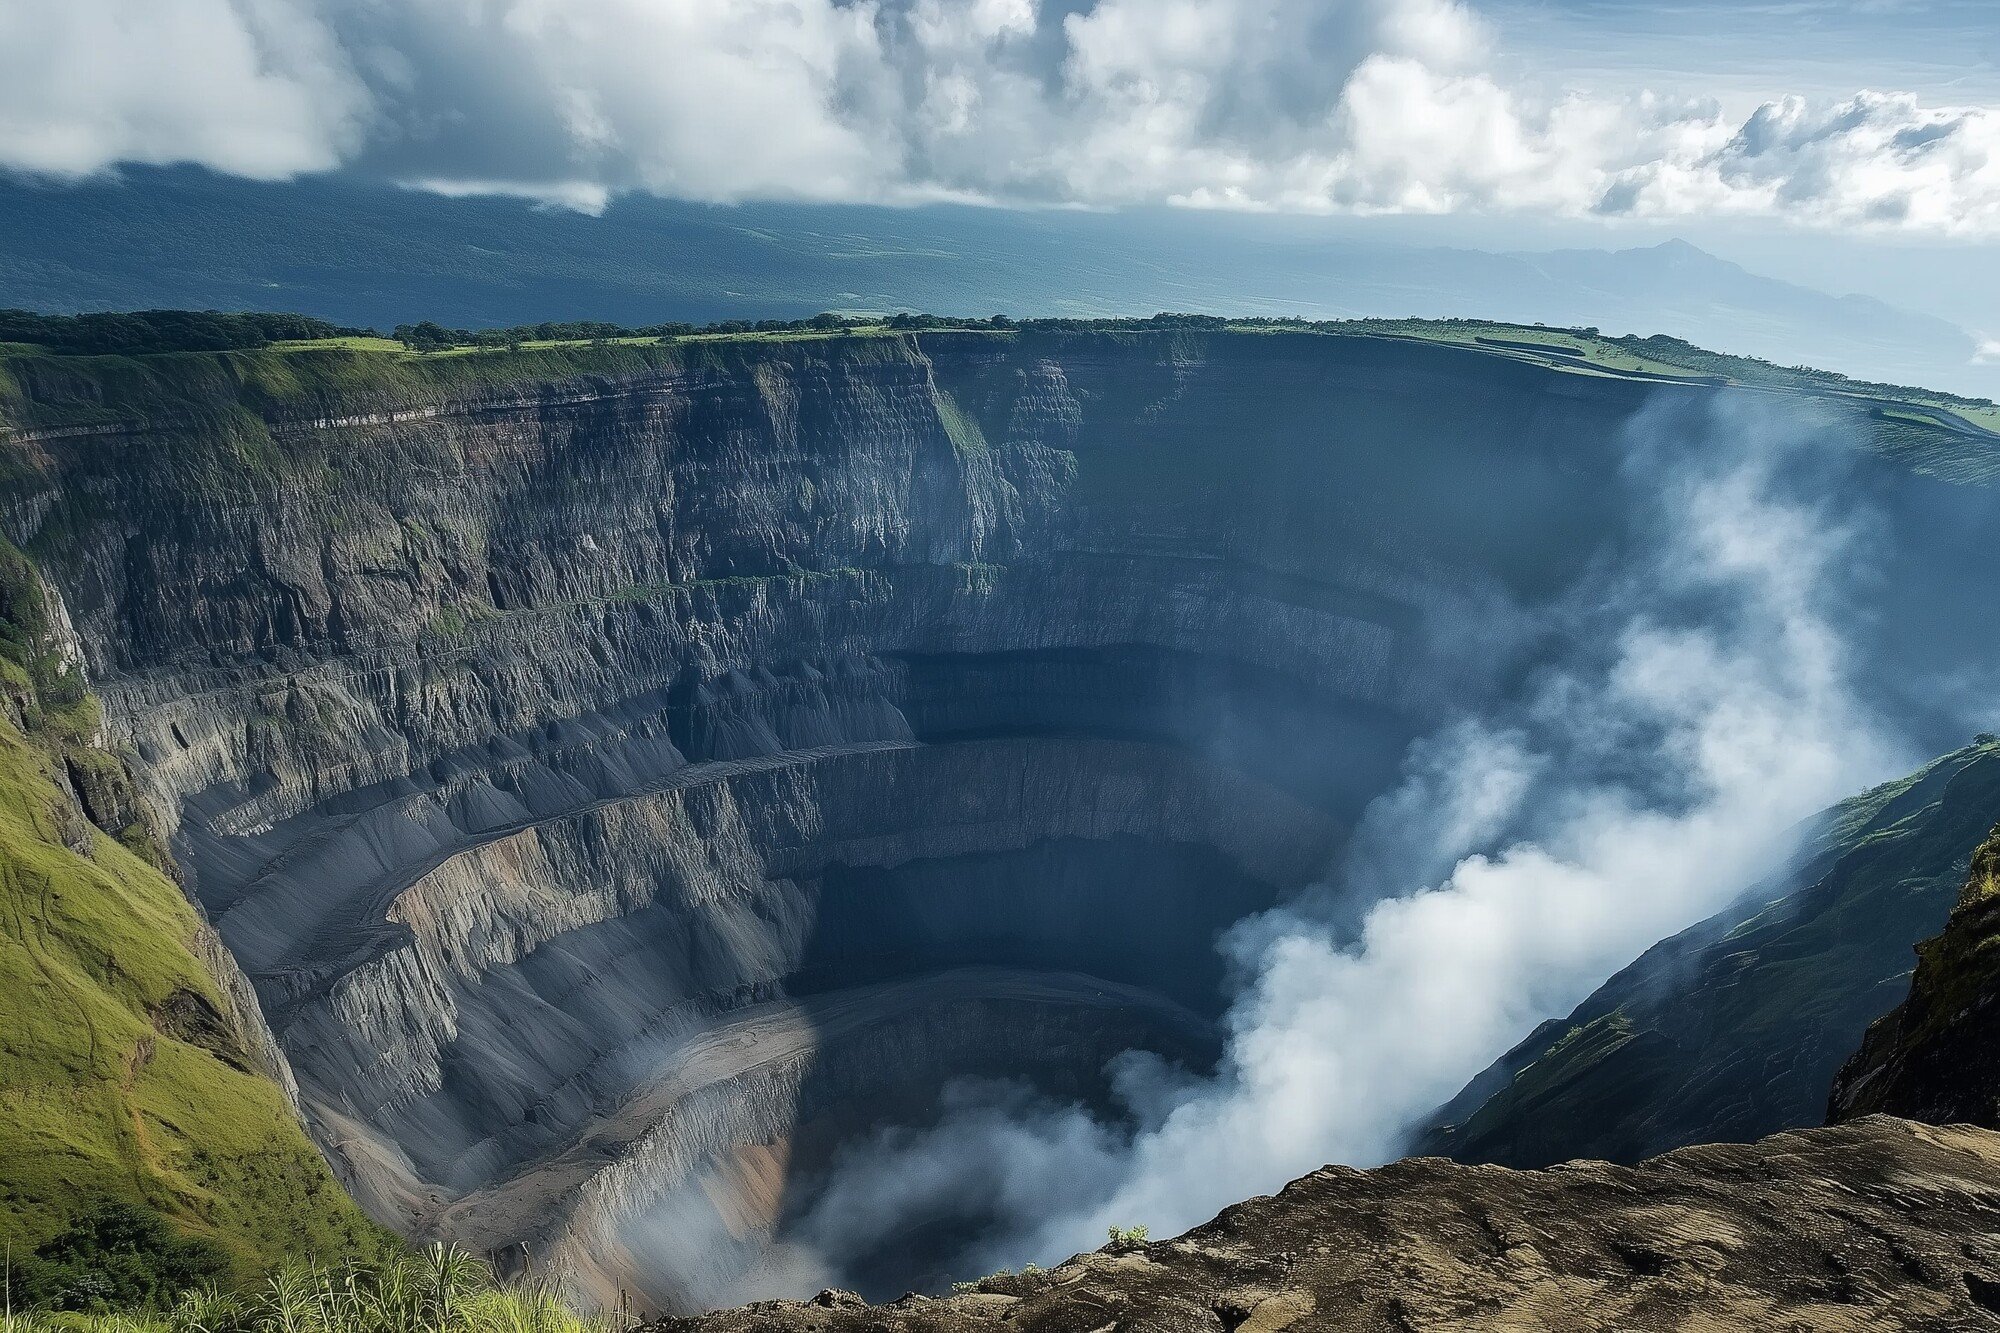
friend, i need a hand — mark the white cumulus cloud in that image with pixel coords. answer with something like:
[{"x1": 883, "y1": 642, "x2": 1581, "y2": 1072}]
[
  {"x1": 4, "y1": 0, "x2": 1999, "y2": 232},
  {"x1": 0, "y1": 0, "x2": 370, "y2": 179}
]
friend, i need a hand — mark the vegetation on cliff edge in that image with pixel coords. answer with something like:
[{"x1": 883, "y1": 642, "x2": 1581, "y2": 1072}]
[
  {"x1": 4, "y1": 317, "x2": 1993, "y2": 487},
  {"x1": 1832, "y1": 809, "x2": 2000, "y2": 1127},
  {"x1": 0, "y1": 703, "x2": 390, "y2": 1282}
]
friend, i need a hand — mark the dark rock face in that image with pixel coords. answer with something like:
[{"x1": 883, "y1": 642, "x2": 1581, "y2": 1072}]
[
  {"x1": 656, "y1": 1117, "x2": 2000, "y2": 1333},
  {"x1": 1832, "y1": 823, "x2": 2000, "y2": 1130},
  {"x1": 9, "y1": 330, "x2": 2000, "y2": 1306},
  {"x1": 1422, "y1": 738, "x2": 2000, "y2": 1168}
]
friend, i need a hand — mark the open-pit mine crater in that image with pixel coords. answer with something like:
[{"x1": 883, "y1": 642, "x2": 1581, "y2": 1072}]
[{"x1": 14, "y1": 328, "x2": 2000, "y2": 1313}]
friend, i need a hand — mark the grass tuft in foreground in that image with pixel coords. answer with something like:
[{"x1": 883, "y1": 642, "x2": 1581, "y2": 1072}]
[{"x1": 1, "y1": 1244, "x2": 610, "y2": 1333}]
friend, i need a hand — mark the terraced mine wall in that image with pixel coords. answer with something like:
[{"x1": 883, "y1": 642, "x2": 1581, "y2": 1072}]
[{"x1": 4, "y1": 329, "x2": 1997, "y2": 1308}]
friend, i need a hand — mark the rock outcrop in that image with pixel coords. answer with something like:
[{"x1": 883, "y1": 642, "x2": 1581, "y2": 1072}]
[
  {"x1": 656, "y1": 1117, "x2": 2000, "y2": 1333},
  {"x1": 1832, "y1": 821, "x2": 2000, "y2": 1130}
]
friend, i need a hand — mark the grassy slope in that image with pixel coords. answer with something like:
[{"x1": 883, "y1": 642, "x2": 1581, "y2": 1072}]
[
  {"x1": 0, "y1": 526, "x2": 387, "y2": 1274},
  {"x1": 3, "y1": 1247, "x2": 608, "y2": 1332},
  {"x1": 0, "y1": 710, "x2": 389, "y2": 1272},
  {"x1": 0, "y1": 329, "x2": 940, "y2": 434},
  {"x1": 1339, "y1": 316, "x2": 1998, "y2": 408}
]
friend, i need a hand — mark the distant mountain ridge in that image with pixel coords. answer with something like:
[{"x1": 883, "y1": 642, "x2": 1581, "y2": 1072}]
[
  {"x1": 1508, "y1": 239, "x2": 1976, "y2": 382},
  {"x1": 1, "y1": 166, "x2": 1990, "y2": 397}
]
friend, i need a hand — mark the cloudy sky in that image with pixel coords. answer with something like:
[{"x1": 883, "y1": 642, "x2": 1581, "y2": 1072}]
[{"x1": 3, "y1": 0, "x2": 1997, "y2": 238}]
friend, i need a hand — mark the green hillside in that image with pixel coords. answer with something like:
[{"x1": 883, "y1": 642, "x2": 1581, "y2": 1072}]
[{"x1": 0, "y1": 550, "x2": 387, "y2": 1289}]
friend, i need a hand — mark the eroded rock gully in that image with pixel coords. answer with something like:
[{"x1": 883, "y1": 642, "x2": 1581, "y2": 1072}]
[{"x1": 8, "y1": 330, "x2": 1999, "y2": 1311}]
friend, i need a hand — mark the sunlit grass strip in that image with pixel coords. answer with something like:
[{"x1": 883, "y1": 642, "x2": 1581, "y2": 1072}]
[{"x1": 3, "y1": 1245, "x2": 615, "y2": 1333}]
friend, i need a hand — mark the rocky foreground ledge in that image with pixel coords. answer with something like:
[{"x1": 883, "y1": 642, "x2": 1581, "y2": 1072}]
[{"x1": 657, "y1": 1116, "x2": 2000, "y2": 1333}]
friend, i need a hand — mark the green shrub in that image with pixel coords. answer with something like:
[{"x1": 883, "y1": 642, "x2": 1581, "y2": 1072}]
[
  {"x1": 15, "y1": 1206, "x2": 227, "y2": 1313},
  {"x1": 0, "y1": 310, "x2": 367, "y2": 357}
]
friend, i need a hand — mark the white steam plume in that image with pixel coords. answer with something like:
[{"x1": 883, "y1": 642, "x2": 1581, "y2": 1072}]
[{"x1": 761, "y1": 391, "x2": 1910, "y2": 1292}]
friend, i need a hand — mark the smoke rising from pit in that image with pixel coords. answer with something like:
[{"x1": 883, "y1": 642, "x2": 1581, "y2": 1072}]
[{"x1": 701, "y1": 392, "x2": 1918, "y2": 1298}]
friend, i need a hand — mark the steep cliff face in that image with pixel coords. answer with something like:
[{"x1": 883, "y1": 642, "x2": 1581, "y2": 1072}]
[
  {"x1": 5, "y1": 328, "x2": 1999, "y2": 1307},
  {"x1": 1831, "y1": 819, "x2": 2000, "y2": 1129}
]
